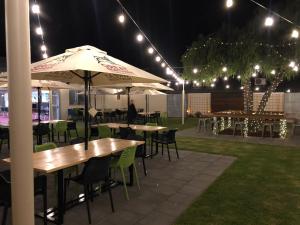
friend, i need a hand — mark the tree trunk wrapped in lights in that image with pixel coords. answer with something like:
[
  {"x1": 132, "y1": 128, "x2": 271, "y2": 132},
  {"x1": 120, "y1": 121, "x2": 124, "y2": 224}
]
[{"x1": 243, "y1": 79, "x2": 253, "y2": 113}]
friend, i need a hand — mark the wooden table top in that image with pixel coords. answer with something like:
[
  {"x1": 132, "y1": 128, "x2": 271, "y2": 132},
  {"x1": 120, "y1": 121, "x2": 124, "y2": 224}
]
[
  {"x1": 138, "y1": 112, "x2": 156, "y2": 116},
  {"x1": 2, "y1": 138, "x2": 144, "y2": 173},
  {"x1": 0, "y1": 119, "x2": 71, "y2": 128},
  {"x1": 92, "y1": 123, "x2": 167, "y2": 132}
]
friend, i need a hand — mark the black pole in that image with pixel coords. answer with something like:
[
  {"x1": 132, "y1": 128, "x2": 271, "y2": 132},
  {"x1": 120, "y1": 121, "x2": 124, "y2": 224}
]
[
  {"x1": 127, "y1": 87, "x2": 131, "y2": 125},
  {"x1": 94, "y1": 94, "x2": 97, "y2": 109},
  {"x1": 84, "y1": 71, "x2": 90, "y2": 150}
]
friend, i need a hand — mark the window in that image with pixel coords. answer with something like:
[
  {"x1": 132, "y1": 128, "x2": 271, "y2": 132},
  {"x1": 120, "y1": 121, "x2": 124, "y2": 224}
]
[{"x1": 69, "y1": 90, "x2": 84, "y2": 105}]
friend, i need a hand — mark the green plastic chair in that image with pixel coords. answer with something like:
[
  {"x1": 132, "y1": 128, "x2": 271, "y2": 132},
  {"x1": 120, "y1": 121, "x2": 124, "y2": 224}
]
[
  {"x1": 54, "y1": 121, "x2": 68, "y2": 143},
  {"x1": 110, "y1": 146, "x2": 140, "y2": 200},
  {"x1": 34, "y1": 142, "x2": 57, "y2": 152},
  {"x1": 97, "y1": 125, "x2": 111, "y2": 139}
]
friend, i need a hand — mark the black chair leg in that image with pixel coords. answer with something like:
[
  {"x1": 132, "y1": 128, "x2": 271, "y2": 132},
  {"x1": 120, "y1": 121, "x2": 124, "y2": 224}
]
[
  {"x1": 63, "y1": 180, "x2": 68, "y2": 214},
  {"x1": 107, "y1": 183, "x2": 115, "y2": 212},
  {"x1": 150, "y1": 139, "x2": 153, "y2": 159},
  {"x1": 43, "y1": 188, "x2": 48, "y2": 225},
  {"x1": 166, "y1": 144, "x2": 171, "y2": 161},
  {"x1": 84, "y1": 185, "x2": 92, "y2": 224},
  {"x1": 174, "y1": 142, "x2": 179, "y2": 159},
  {"x1": 142, "y1": 157, "x2": 147, "y2": 176},
  {"x1": 2, "y1": 206, "x2": 8, "y2": 225}
]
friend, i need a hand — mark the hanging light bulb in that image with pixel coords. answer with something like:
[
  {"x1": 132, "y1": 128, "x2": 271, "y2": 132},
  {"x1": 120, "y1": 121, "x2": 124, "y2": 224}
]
[
  {"x1": 213, "y1": 78, "x2": 217, "y2": 82},
  {"x1": 224, "y1": 76, "x2": 228, "y2": 81},
  {"x1": 155, "y1": 56, "x2": 161, "y2": 62},
  {"x1": 193, "y1": 68, "x2": 198, "y2": 74},
  {"x1": 255, "y1": 87, "x2": 260, "y2": 91},
  {"x1": 289, "y1": 61, "x2": 296, "y2": 68},
  {"x1": 225, "y1": 84, "x2": 230, "y2": 89},
  {"x1": 211, "y1": 83, "x2": 215, "y2": 88},
  {"x1": 32, "y1": 4, "x2": 40, "y2": 14},
  {"x1": 291, "y1": 29, "x2": 299, "y2": 39},
  {"x1": 167, "y1": 83, "x2": 171, "y2": 87},
  {"x1": 240, "y1": 86, "x2": 244, "y2": 90},
  {"x1": 237, "y1": 75, "x2": 241, "y2": 79},
  {"x1": 161, "y1": 62, "x2": 166, "y2": 68},
  {"x1": 42, "y1": 53, "x2": 48, "y2": 59},
  {"x1": 147, "y1": 47, "x2": 154, "y2": 54},
  {"x1": 118, "y1": 14, "x2": 125, "y2": 23},
  {"x1": 254, "y1": 64, "x2": 260, "y2": 70},
  {"x1": 136, "y1": 34, "x2": 144, "y2": 42},
  {"x1": 222, "y1": 67, "x2": 228, "y2": 72},
  {"x1": 264, "y1": 17, "x2": 274, "y2": 27},
  {"x1": 226, "y1": 0, "x2": 234, "y2": 8},
  {"x1": 202, "y1": 79, "x2": 206, "y2": 83},
  {"x1": 196, "y1": 83, "x2": 200, "y2": 87},
  {"x1": 175, "y1": 82, "x2": 179, "y2": 86},
  {"x1": 293, "y1": 66, "x2": 299, "y2": 72},
  {"x1": 271, "y1": 70, "x2": 276, "y2": 75},
  {"x1": 186, "y1": 81, "x2": 189, "y2": 85},
  {"x1": 41, "y1": 44, "x2": 47, "y2": 51},
  {"x1": 35, "y1": 27, "x2": 43, "y2": 35}
]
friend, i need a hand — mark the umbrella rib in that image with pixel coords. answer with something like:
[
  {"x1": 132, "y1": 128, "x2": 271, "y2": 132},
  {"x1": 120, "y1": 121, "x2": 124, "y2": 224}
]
[
  {"x1": 70, "y1": 71, "x2": 84, "y2": 80},
  {"x1": 91, "y1": 72, "x2": 102, "y2": 79}
]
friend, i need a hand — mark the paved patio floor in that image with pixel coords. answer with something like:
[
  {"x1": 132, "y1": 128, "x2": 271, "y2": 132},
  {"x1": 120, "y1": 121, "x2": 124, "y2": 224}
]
[{"x1": 0, "y1": 149, "x2": 235, "y2": 225}]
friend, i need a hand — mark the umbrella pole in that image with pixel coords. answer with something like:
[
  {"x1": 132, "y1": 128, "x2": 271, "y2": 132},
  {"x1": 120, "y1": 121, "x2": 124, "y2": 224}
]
[
  {"x1": 84, "y1": 71, "x2": 90, "y2": 150},
  {"x1": 127, "y1": 87, "x2": 131, "y2": 125},
  {"x1": 37, "y1": 87, "x2": 42, "y2": 144},
  {"x1": 94, "y1": 94, "x2": 97, "y2": 109}
]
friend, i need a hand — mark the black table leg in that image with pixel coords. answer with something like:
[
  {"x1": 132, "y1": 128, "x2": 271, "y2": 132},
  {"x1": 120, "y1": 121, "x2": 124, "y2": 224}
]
[
  {"x1": 129, "y1": 165, "x2": 133, "y2": 186},
  {"x1": 57, "y1": 169, "x2": 64, "y2": 225},
  {"x1": 51, "y1": 124, "x2": 54, "y2": 142},
  {"x1": 155, "y1": 131, "x2": 159, "y2": 155}
]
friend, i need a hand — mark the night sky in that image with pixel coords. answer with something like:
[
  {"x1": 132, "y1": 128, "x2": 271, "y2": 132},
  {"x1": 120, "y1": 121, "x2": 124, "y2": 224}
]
[{"x1": 0, "y1": 0, "x2": 292, "y2": 84}]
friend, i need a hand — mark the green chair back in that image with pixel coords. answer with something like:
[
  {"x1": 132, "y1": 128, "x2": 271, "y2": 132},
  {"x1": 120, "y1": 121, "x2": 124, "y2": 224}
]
[
  {"x1": 146, "y1": 122, "x2": 157, "y2": 126},
  {"x1": 160, "y1": 112, "x2": 168, "y2": 125},
  {"x1": 55, "y1": 121, "x2": 68, "y2": 133},
  {"x1": 117, "y1": 146, "x2": 137, "y2": 169},
  {"x1": 34, "y1": 142, "x2": 57, "y2": 152},
  {"x1": 97, "y1": 125, "x2": 111, "y2": 139}
]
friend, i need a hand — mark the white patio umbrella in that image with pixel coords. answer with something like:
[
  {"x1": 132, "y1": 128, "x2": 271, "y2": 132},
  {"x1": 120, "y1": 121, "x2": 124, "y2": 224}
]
[
  {"x1": 31, "y1": 45, "x2": 167, "y2": 149},
  {"x1": 96, "y1": 83, "x2": 173, "y2": 122}
]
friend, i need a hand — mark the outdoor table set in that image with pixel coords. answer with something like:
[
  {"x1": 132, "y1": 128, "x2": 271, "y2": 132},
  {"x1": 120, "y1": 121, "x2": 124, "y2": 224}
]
[{"x1": 2, "y1": 138, "x2": 144, "y2": 225}]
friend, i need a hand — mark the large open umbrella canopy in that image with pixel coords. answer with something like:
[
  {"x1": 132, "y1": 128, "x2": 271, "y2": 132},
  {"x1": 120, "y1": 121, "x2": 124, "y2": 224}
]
[{"x1": 31, "y1": 45, "x2": 167, "y2": 149}]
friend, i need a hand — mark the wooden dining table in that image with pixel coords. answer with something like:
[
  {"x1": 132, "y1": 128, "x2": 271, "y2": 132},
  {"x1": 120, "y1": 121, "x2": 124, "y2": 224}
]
[
  {"x1": 92, "y1": 123, "x2": 167, "y2": 158},
  {"x1": 2, "y1": 138, "x2": 144, "y2": 225}
]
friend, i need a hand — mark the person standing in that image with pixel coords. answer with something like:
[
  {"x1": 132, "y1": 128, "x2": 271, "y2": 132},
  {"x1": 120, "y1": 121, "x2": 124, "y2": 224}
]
[{"x1": 128, "y1": 99, "x2": 137, "y2": 123}]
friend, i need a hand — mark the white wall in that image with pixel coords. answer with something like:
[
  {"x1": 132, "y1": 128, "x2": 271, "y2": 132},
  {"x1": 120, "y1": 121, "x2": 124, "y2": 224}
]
[{"x1": 284, "y1": 93, "x2": 300, "y2": 119}]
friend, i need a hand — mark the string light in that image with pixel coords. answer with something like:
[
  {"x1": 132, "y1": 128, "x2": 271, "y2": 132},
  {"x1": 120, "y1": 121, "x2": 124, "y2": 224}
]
[
  {"x1": 42, "y1": 53, "x2": 48, "y2": 59},
  {"x1": 252, "y1": 73, "x2": 257, "y2": 77},
  {"x1": 255, "y1": 87, "x2": 260, "y2": 91},
  {"x1": 35, "y1": 27, "x2": 43, "y2": 35},
  {"x1": 291, "y1": 29, "x2": 299, "y2": 39},
  {"x1": 240, "y1": 86, "x2": 244, "y2": 90},
  {"x1": 289, "y1": 61, "x2": 296, "y2": 68},
  {"x1": 202, "y1": 79, "x2": 206, "y2": 83},
  {"x1": 147, "y1": 47, "x2": 154, "y2": 54},
  {"x1": 136, "y1": 34, "x2": 144, "y2": 42},
  {"x1": 271, "y1": 69, "x2": 276, "y2": 75},
  {"x1": 225, "y1": 84, "x2": 230, "y2": 89},
  {"x1": 193, "y1": 68, "x2": 198, "y2": 74},
  {"x1": 224, "y1": 76, "x2": 228, "y2": 81},
  {"x1": 155, "y1": 56, "x2": 161, "y2": 62},
  {"x1": 118, "y1": 14, "x2": 125, "y2": 23},
  {"x1": 226, "y1": 0, "x2": 234, "y2": 8},
  {"x1": 41, "y1": 44, "x2": 47, "y2": 51},
  {"x1": 237, "y1": 75, "x2": 241, "y2": 79},
  {"x1": 213, "y1": 78, "x2": 217, "y2": 82},
  {"x1": 175, "y1": 82, "x2": 179, "y2": 86},
  {"x1": 264, "y1": 17, "x2": 274, "y2": 27},
  {"x1": 186, "y1": 81, "x2": 189, "y2": 84},
  {"x1": 254, "y1": 64, "x2": 260, "y2": 70},
  {"x1": 32, "y1": 4, "x2": 40, "y2": 14},
  {"x1": 293, "y1": 66, "x2": 299, "y2": 72},
  {"x1": 161, "y1": 62, "x2": 166, "y2": 68},
  {"x1": 286, "y1": 89, "x2": 291, "y2": 93},
  {"x1": 211, "y1": 83, "x2": 215, "y2": 87},
  {"x1": 222, "y1": 67, "x2": 228, "y2": 72}
]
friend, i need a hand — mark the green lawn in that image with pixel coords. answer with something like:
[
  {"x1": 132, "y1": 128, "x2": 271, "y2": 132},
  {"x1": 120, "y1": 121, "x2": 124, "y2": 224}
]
[{"x1": 175, "y1": 136, "x2": 300, "y2": 225}]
